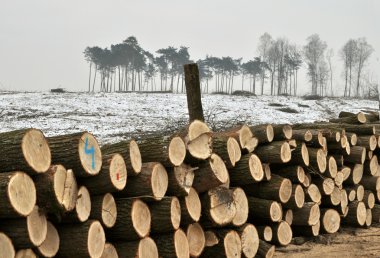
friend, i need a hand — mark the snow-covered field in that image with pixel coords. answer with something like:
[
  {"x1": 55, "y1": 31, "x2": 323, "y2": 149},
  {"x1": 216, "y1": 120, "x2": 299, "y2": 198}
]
[{"x1": 0, "y1": 91, "x2": 378, "y2": 145}]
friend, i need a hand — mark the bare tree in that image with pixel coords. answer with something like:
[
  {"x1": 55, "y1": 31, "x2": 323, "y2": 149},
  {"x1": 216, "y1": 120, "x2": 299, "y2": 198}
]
[
  {"x1": 326, "y1": 48, "x2": 334, "y2": 96},
  {"x1": 355, "y1": 38, "x2": 374, "y2": 95},
  {"x1": 340, "y1": 39, "x2": 358, "y2": 97},
  {"x1": 257, "y1": 33, "x2": 273, "y2": 95}
]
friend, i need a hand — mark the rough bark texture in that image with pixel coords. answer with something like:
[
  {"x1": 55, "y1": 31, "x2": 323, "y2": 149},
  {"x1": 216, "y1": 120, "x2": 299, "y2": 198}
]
[
  {"x1": 292, "y1": 203, "x2": 320, "y2": 226},
  {"x1": 154, "y1": 229, "x2": 190, "y2": 258},
  {"x1": 247, "y1": 197, "x2": 283, "y2": 223},
  {"x1": 201, "y1": 229, "x2": 242, "y2": 258},
  {"x1": 184, "y1": 63, "x2": 204, "y2": 122},
  {"x1": 179, "y1": 187, "x2": 201, "y2": 226},
  {"x1": 254, "y1": 141, "x2": 291, "y2": 164},
  {"x1": 149, "y1": 197, "x2": 181, "y2": 234},
  {"x1": 229, "y1": 153, "x2": 264, "y2": 186},
  {"x1": 256, "y1": 239, "x2": 275, "y2": 258},
  {"x1": 114, "y1": 237, "x2": 159, "y2": 258},
  {"x1": 250, "y1": 124, "x2": 274, "y2": 144},
  {"x1": 212, "y1": 135, "x2": 241, "y2": 168}
]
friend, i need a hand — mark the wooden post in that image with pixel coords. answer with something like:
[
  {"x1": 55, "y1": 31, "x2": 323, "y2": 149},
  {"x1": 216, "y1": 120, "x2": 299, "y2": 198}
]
[{"x1": 184, "y1": 63, "x2": 204, "y2": 122}]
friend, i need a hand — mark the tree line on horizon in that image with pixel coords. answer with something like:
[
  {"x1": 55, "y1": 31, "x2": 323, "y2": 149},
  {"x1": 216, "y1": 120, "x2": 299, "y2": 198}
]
[{"x1": 84, "y1": 34, "x2": 376, "y2": 98}]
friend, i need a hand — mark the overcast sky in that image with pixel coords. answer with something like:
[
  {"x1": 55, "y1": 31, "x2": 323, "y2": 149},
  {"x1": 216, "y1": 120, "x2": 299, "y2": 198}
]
[{"x1": 0, "y1": 0, "x2": 379, "y2": 93}]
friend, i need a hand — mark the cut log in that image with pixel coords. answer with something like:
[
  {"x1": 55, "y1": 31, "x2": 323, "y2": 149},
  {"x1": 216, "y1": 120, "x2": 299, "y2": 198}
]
[
  {"x1": 204, "y1": 230, "x2": 219, "y2": 247},
  {"x1": 82, "y1": 153, "x2": 127, "y2": 194},
  {"x1": 114, "y1": 237, "x2": 159, "y2": 258},
  {"x1": 293, "y1": 123, "x2": 375, "y2": 135},
  {"x1": 58, "y1": 220, "x2": 105, "y2": 258},
  {"x1": 372, "y1": 204, "x2": 380, "y2": 223},
  {"x1": 321, "y1": 186, "x2": 341, "y2": 207},
  {"x1": 305, "y1": 184, "x2": 322, "y2": 203},
  {"x1": 186, "y1": 223, "x2": 205, "y2": 257},
  {"x1": 184, "y1": 64, "x2": 204, "y2": 122},
  {"x1": 201, "y1": 229, "x2": 241, "y2": 258},
  {"x1": 335, "y1": 171, "x2": 344, "y2": 188},
  {"x1": 271, "y1": 165, "x2": 305, "y2": 184},
  {"x1": 212, "y1": 135, "x2": 242, "y2": 168},
  {"x1": 312, "y1": 177, "x2": 334, "y2": 196},
  {"x1": 200, "y1": 187, "x2": 236, "y2": 227},
  {"x1": 90, "y1": 193, "x2": 117, "y2": 228},
  {"x1": 34, "y1": 165, "x2": 78, "y2": 215},
  {"x1": 319, "y1": 128, "x2": 341, "y2": 143},
  {"x1": 0, "y1": 206, "x2": 47, "y2": 249},
  {"x1": 339, "y1": 189, "x2": 349, "y2": 217},
  {"x1": 216, "y1": 125, "x2": 258, "y2": 153},
  {"x1": 229, "y1": 154, "x2": 264, "y2": 186},
  {"x1": 236, "y1": 224, "x2": 259, "y2": 258},
  {"x1": 308, "y1": 148, "x2": 326, "y2": 173},
  {"x1": 256, "y1": 239, "x2": 275, "y2": 258},
  {"x1": 48, "y1": 132, "x2": 102, "y2": 177},
  {"x1": 324, "y1": 156, "x2": 338, "y2": 178},
  {"x1": 360, "y1": 175, "x2": 380, "y2": 192},
  {"x1": 100, "y1": 243, "x2": 118, "y2": 258},
  {"x1": 356, "y1": 135, "x2": 377, "y2": 151},
  {"x1": 107, "y1": 198, "x2": 150, "y2": 241},
  {"x1": 250, "y1": 124, "x2": 274, "y2": 144},
  {"x1": 247, "y1": 197, "x2": 283, "y2": 223},
  {"x1": 363, "y1": 190, "x2": 375, "y2": 209},
  {"x1": 254, "y1": 141, "x2": 291, "y2": 164},
  {"x1": 347, "y1": 185, "x2": 365, "y2": 201},
  {"x1": 338, "y1": 111, "x2": 367, "y2": 120},
  {"x1": 118, "y1": 162, "x2": 168, "y2": 201},
  {"x1": 192, "y1": 153, "x2": 229, "y2": 193},
  {"x1": 302, "y1": 172, "x2": 311, "y2": 187},
  {"x1": 15, "y1": 249, "x2": 37, "y2": 258},
  {"x1": 137, "y1": 135, "x2": 186, "y2": 167},
  {"x1": 292, "y1": 129, "x2": 317, "y2": 143},
  {"x1": 262, "y1": 163, "x2": 272, "y2": 181},
  {"x1": 284, "y1": 209, "x2": 293, "y2": 226},
  {"x1": 0, "y1": 232, "x2": 15, "y2": 258},
  {"x1": 292, "y1": 203, "x2": 320, "y2": 226},
  {"x1": 166, "y1": 164, "x2": 195, "y2": 197},
  {"x1": 342, "y1": 201, "x2": 367, "y2": 226},
  {"x1": 0, "y1": 129, "x2": 51, "y2": 174},
  {"x1": 232, "y1": 187, "x2": 249, "y2": 227},
  {"x1": 272, "y1": 124, "x2": 292, "y2": 140},
  {"x1": 332, "y1": 155, "x2": 344, "y2": 167},
  {"x1": 292, "y1": 221, "x2": 320, "y2": 237},
  {"x1": 345, "y1": 164, "x2": 363, "y2": 185},
  {"x1": 184, "y1": 133, "x2": 213, "y2": 162},
  {"x1": 365, "y1": 208, "x2": 372, "y2": 227},
  {"x1": 179, "y1": 187, "x2": 201, "y2": 225},
  {"x1": 340, "y1": 166, "x2": 351, "y2": 181},
  {"x1": 101, "y1": 139, "x2": 142, "y2": 176},
  {"x1": 346, "y1": 132, "x2": 358, "y2": 146},
  {"x1": 36, "y1": 221, "x2": 60, "y2": 258},
  {"x1": 363, "y1": 155, "x2": 378, "y2": 176},
  {"x1": 0, "y1": 171, "x2": 36, "y2": 218},
  {"x1": 149, "y1": 197, "x2": 181, "y2": 234},
  {"x1": 283, "y1": 184, "x2": 305, "y2": 209},
  {"x1": 62, "y1": 185, "x2": 91, "y2": 223},
  {"x1": 343, "y1": 146, "x2": 366, "y2": 164},
  {"x1": 154, "y1": 229, "x2": 189, "y2": 258},
  {"x1": 256, "y1": 226, "x2": 272, "y2": 242},
  {"x1": 270, "y1": 221, "x2": 292, "y2": 246},
  {"x1": 242, "y1": 174, "x2": 292, "y2": 204},
  {"x1": 286, "y1": 142, "x2": 309, "y2": 166},
  {"x1": 330, "y1": 112, "x2": 366, "y2": 124}
]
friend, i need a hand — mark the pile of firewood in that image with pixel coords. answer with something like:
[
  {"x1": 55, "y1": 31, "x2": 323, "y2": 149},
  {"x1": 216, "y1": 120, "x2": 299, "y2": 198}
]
[{"x1": 1, "y1": 110, "x2": 380, "y2": 258}]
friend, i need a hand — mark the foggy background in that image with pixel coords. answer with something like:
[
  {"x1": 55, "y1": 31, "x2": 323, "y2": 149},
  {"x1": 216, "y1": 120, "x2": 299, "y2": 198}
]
[{"x1": 0, "y1": 0, "x2": 378, "y2": 95}]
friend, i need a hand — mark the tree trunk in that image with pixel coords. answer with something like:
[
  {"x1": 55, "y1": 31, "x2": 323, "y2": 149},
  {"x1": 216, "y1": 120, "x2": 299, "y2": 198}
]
[
  {"x1": 114, "y1": 237, "x2": 159, "y2": 258},
  {"x1": 229, "y1": 154, "x2": 264, "y2": 186},
  {"x1": 153, "y1": 229, "x2": 190, "y2": 258},
  {"x1": 247, "y1": 197, "x2": 283, "y2": 223},
  {"x1": 211, "y1": 135, "x2": 242, "y2": 168},
  {"x1": 292, "y1": 203, "x2": 320, "y2": 226},
  {"x1": 270, "y1": 221, "x2": 292, "y2": 246},
  {"x1": 149, "y1": 197, "x2": 181, "y2": 234},
  {"x1": 184, "y1": 64, "x2": 205, "y2": 122},
  {"x1": 254, "y1": 141, "x2": 291, "y2": 163},
  {"x1": 179, "y1": 187, "x2": 201, "y2": 226},
  {"x1": 250, "y1": 124, "x2": 274, "y2": 144},
  {"x1": 342, "y1": 201, "x2": 366, "y2": 226}
]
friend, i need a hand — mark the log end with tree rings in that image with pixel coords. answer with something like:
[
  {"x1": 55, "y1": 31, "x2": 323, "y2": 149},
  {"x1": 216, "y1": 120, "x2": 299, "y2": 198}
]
[
  {"x1": 296, "y1": 166, "x2": 306, "y2": 184},
  {"x1": 168, "y1": 136, "x2": 186, "y2": 166},
  {"x1": 109, "y1": 154, "x2": 127, "y2": 191},
  {"x1": 50, "y1": 164, "x2": 68, "y2": 210},
  {"x1": 304, "y1": 130, "x2": 312, "y2": 142},
  {"x1": 307, "y1": 184, "x2": 321, "y2": 203},
  {"x1": 209, "y1": 153, "x2": 230, "y2": 186},
  {"x1": 258, "y1": 239, "x2": 275, "y2": 258},
  {"x1": 187, "y1": 133, "x2": 212, "y2": 160},
  {"x1": 317, "y1": 148, "x2": 327, "y2": 173},
  {"x1": 368, "y1": 155, "x2": 378, "y2": 176},
  {"x1": 22, "y1": 129, "x2": 51, "y2": 173},
  {"x1": 169, "y1": 197, "x2": 181, "y2": 231},
  {"x1": 232, "y1": 188, "x2": 249, "y2": 227},
  {"x1": 73, "y1": 186, "x2": 91, "y2": 223},
  {"x1": 187, "y1": 223, "x2": 205, "y2": 257},
  {"x1": 284, "y1": 209, "x2": 293, "y2": 226},
  {"x1": 258, "y1": 226, "x2": 273, "y2": 242},
  {"x1": 0, "y1": 232, "x2": 15, "y2": 258},
  {"x1": 129, "y1": 140, "x2": 142, "y2": 174},
  {"x1": 188, "y1": 120, "x2": 210, "y2": 141},
  {"x1": 321, "y1": 209, "x2": 340, "y2": 234},
  {"x1": 312, "y1": 221, "x2": 321, "y2": 236},
  {"x1": 365, "y1": 209, "x2": 372, "y2": 227},
  {"x1": 279, "y1": 178, "x2": 293, "y2": 204},
  {"x1": 301, "y1": 143, "x2": 310, "y2": 167},
  {"x1": 308, "y1": 203, "x2": 321, "y2": 226},
  {"x1": 267, "y1": 124, "x2": 274, "y2": 143},
  {"x1": 205, "y1": 231, "x2": 219, "y2": 247},
  {"x1": 280, "y1": 142, "x2": 291, "y2": 163},
  {"x1": 151, "y1": 163, "x2": 168, "y2": 200},
  {"x1": 78, "y1": 132, "x2": 102, "y2": 176},
  {"x1": 28, "y1": 206, "x2": 48, "y2": 247},
  {"x1": 7, "y1": 172, "x2": 37, "y2": 217},
  {"x1": 322, "y1": 178, "x2": 335, "y2": 196},
  {"x1": 100, "y1": 243, "x2": 118, "y2": 258},
  {"x1": 294, "y1": 184, "x2": 305, "y2": 208},
  {"x1": 341, "y1": 166, "x2": 351, "y2": 181},
  {"x1": 174, "y1": 229, "x2": 190, "y2": 258},
  {"x1": 37, "y1": 221, "x2": 60, "y2": 258},
  {"x1": 270, "y1": 201, "x2": 283, "y2": 222},
  {"x1": 62, "y1": 169, "x2": 78, "y2": 212},
  {"x1": 227, "y1": 137, "x2": 242, "y2": 167},
  {"x1": 327, "y1": 156, "x2": 338, "y2": 178},
  {"x1": 369, "y1": 135, "x2": 377, "y2": 151},
  {"x1": 184, "y1": 187, "x2": 202, "y2": 223},
  {"x1": 239, "y1": 224, "x2": 259, "y2": 258},
  {"x1": 357, "y1": 112, "x2": 367, "y2": 123},
  {"x1": 274, "y1": 221, "x2": 292, "y2": 246},
  {"x1": 239, "y1": 125, "x2": 257, "y2": 152},
  {"x1": 16, "y1": 249, "x2": 37, "y2": 258},
  {"x1": 87, "y1": 220, "x2": 106, "y2": 258},
  {"x1": 223, "y1": 230, "x2": 242, "y2": 258},
  {"x1": 352, "y1": 164, "x2": 364, "y2": 185},
  {"x1": 208, "y1": 187, "x2": 236, "y2": 226},
  {"x1": 138, "y1": 237, "x2": 159, "y2": 258},
  {"x1": 132, "y1": 200, "x2": 151, "y2": 238},
  {"x1": 248, "y1": 154, "x2": 264, "y2": 182},
  {"x1": 101, "y1": 193, "x2": 117, "y2": 228}
]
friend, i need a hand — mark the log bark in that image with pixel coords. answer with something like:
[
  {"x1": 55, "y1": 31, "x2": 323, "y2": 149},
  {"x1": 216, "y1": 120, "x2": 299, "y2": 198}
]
[
  {"x1": 201, "y1": 229, "x2": 242, "y2": 258},
  {"x1": 231, "y1": 187, "x2": 249, "y2": 227},
  {"x1": 192, "y1": 154, "x2": 229, "y2": 193},
  {"x1": 101, "y1": 139, "x2": 142, "y2": 176},
  {"x1": 0, "y1": 129, "x2": 51, "y2": 174},
  {"x1": 342, "y1": 201, "x2": 367, "y2": 226},
  {"x1": 114, "y1": 237, "x2": 159, "y2": 258},
  {"x1": 229, "y1": 153, "x2": 264, "y2": 186},
  {"x1": 371, "y1": 204, "x2": 380, "y2": 223},
  {"x1": 286, "y1": 142, "x2": 309, "y2": 166},
  {"x1": 247, "y1": 197, "x2": 283, "y2": 223},
  {"x1": 308, "y1": 148, "x2": 326, "y2": 173},
  {"x1": 118, "y1": 162, "x2": 168, "y2": 201},
  {"x1": 81, "y1": 153, "x2": 127, "y2": 194},
  {"x1": 61, "y1": 185, "x2": 91, "y2": 223},
  {"x1": 212, "y1": 135, "x2": 241, "y2": 168},
  {"x1": 343, "y1": 146, "x2": 366, "y2": 164},
  {"x1": 272, "y1": 124, "x2": 292, "y2": 140},
  {"x1": 166, "y1": 164, "x2": 195, "y2": 197},
  {"x1": 254, "y1": 141, "x2": 291, "y2": 164},
  {"x1": 292, "y1": 221, "x2": 320, "y2": 237},
  {"x1": 57, "y1": 220, "x2": 105, "y2": 258},
  {"x1": 154, "y1": 229, "x2": 190, "y2": 258},
  {"x1": 360, "y1": 175, "x2": 380, "y2": 192},
  {"x1": 90, "y1": 193, "x2": 117, "y2": 229},
  {"x1": 48, "y1": 132, "x2": 102, "y2": 177},
  {"x1": 256, "y1": 239, "x2": 275, "y2": 258},
  {"x1": 271, "y1": 165, "x2": 305, "y2": 184},
  {"x1": 0, "y1": 232, "x2": 15, "y2": 258},
  {"x1": 256, "y1": 226, "x2": 272, "y2": 242},
  {"x1": 107, "y1": 198, "x2": 150, "y2": 241},
  {"x1": 345, "y1": 164, "x2": 363, "y2": 185},
  {"x1": 35, "y1": 221, "x2": 60, "y2": 258},
  {"x1": 0, "y1": 206, "x2": 47, "y2": 249},
  {"x1": 186, "y1": 223, "x2": 206, "y2": 257},
  {"x1": 250, "y1": 124, "x2": 274, "y2": 144},
  {"x1": 292, "y1": 203, "x2": 320, "y2": 226},
  {"x1": 270, "y1": 221, "x2": 292, "y2": 246},
  {"x1": 356, "y1": 135, "x2": 377, "y2": 151},
  {"x1": 184, "y1": 63, "x2": 204, "y2": 122},
  {"x1": 312, "y1": 177, "x2": 334, "y2": 196},
  {"x1": 363, "y1": 155, "x2": 378, "y2": 176},
  {"x1": 0, "y1": 171, "x2": 36, "y2": 218},
  {"x1": 149, "y1": 197, "x2": 181, "y2": 234},
  {"x1": 179, "y1": 187, "x2": 201, "y2": 226},
  {"x1": 282, "y1": 184, "x2": 305, "y2": 209}
]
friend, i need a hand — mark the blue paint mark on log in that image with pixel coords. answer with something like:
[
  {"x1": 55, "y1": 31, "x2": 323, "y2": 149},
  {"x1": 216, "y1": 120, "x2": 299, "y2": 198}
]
[{"x1": 84, "y1": 137, "x2": 95, "y2": 170}]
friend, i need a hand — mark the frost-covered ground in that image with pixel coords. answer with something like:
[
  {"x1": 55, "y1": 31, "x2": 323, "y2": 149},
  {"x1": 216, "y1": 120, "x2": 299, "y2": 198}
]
[{"x1": 0, "y1": 91, "x2": 378, "y2": 145}]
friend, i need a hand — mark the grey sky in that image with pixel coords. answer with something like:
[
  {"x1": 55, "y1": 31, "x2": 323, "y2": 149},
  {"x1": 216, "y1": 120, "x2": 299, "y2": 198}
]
[{"x1": 0, "y1": 0, "x2": 379, "y2": 93}]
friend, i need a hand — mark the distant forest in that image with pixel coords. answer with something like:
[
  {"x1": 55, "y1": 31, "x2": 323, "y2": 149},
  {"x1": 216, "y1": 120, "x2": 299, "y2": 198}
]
[{"x1": 84, "y1": 34, "x2": 376, "y2": 98}]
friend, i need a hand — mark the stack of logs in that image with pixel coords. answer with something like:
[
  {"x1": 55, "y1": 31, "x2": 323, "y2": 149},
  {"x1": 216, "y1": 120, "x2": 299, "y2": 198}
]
[{"x1": 1, "y1": 110, "x2": 380, "y2": 258}]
